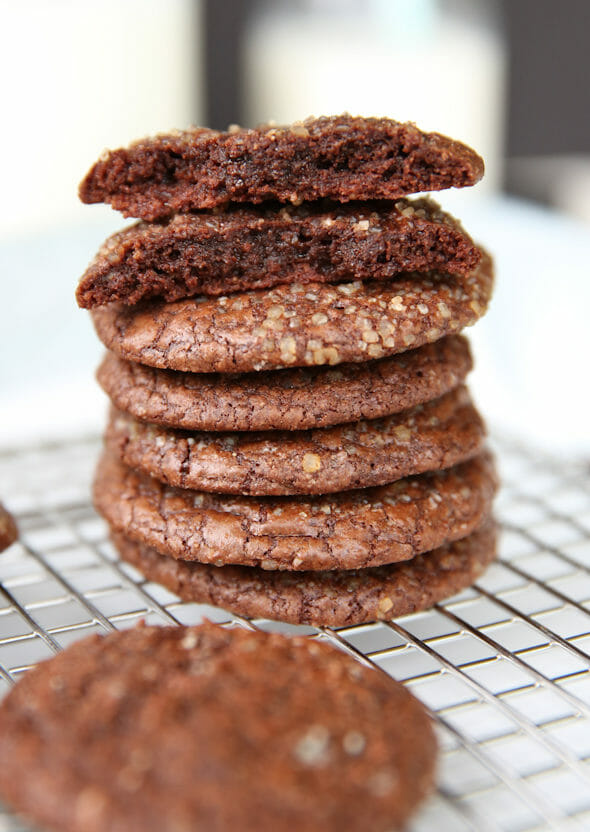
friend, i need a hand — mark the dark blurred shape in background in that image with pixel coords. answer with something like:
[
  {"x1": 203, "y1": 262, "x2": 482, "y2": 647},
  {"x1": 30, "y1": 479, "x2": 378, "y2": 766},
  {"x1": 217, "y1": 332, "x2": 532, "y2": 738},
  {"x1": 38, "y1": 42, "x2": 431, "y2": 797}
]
[
  {"x1": 502, "y1": 0, "x2": 590, "y2": 223},
  {"x1": 1, "y1": 0, "x2": 589, "y2": 449},
  {"x1": 203, "y1": 0, "x2": 590, "y2": 220},
  {"x1": 504, "y1": 0, "x2": 590, "y2": 156},
  {"x1": 203, "y1": 0, "x2": 249, "y2": 132}
]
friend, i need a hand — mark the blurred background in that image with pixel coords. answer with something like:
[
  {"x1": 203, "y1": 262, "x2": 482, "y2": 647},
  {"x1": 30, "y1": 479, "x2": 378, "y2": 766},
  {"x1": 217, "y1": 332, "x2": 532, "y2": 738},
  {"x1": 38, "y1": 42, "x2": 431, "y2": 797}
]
[{"x1": 1, "y1": 0, "x2": 589, "y2": 452}]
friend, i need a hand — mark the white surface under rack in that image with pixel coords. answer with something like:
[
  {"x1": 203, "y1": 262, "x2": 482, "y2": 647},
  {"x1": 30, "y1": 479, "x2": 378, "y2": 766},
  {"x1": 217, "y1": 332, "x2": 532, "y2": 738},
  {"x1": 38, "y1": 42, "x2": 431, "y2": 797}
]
[{"x1": 0, "y1": 435, "x2": 590, "y2": 832}]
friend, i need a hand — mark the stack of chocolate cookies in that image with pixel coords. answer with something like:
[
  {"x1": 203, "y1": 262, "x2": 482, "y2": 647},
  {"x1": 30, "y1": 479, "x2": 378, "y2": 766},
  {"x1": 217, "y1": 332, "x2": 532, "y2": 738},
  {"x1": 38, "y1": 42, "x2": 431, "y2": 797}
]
[{"x1": 77, "y1": 115, "x2": 497, "y2": 628}]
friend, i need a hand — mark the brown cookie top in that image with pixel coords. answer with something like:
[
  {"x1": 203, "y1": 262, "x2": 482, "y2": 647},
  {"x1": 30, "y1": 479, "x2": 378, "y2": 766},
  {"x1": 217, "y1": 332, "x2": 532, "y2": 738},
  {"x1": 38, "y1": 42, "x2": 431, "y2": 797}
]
[
  {"x1": 91, "y1": 252, "x2": 493, "y2": 373},
  {"x1": 93, "y1": 450, "x2": 497, "y2": 571},
  {"x1": 79, "y1": 114, "x2": 484, "y2": 219},
  {"x1": 76, "y1": 198, "x2": 481, "y2": 308},
  {"x1": 0, "y1": 502, "x2": 17, "y2": 552},
  {"x1": 0, "y1": 622, "x2": 436, "y2": 832},
  {"x1": 113, "y1": 517, "x2": 496, "y2": 628},
  {"x1": 104, "y1": 385, "x2": 486, "y2": 496},
  {"x1": 97, "y1": 335, "x2": 473, "y2": 432}
]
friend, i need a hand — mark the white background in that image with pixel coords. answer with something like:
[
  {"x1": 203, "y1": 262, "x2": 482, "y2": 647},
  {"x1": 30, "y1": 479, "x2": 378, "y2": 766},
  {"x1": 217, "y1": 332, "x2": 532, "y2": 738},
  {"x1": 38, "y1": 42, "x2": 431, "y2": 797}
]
[{"x1": 0, "y1": 0, "x2": 588, "y2": 456}]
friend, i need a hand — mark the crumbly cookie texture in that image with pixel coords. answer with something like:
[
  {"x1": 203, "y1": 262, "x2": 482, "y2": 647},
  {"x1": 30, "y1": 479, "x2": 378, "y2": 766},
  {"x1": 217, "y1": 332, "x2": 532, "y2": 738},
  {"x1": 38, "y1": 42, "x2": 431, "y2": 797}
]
[
  {"x1": 0, "y1": 503, "x2": 17, "y2": 552},
  {"x1": 0, "y1": 621, "x2": 437, "y2": 832},
  {"x1": 91, "y1": 252, "x2": 493, "y2": 373},
  {"x1": 76, "y1": 198, "x2": 481, "y2": 307},
  {"x1": 79, "y1": 114, "x2": 484, "y2": 219},
  {"x1": 96, "y1": 335, "x2": 473, "y2": 432},
  {"x1": 104, "y1": 385, "x2": 486, "y2": 496},
  {"x1": 112, "y1": 518, "x2": 496, "y2": 627},
  {"x1": 93, "y1": 450, "x2": 497, "y2": 571}
]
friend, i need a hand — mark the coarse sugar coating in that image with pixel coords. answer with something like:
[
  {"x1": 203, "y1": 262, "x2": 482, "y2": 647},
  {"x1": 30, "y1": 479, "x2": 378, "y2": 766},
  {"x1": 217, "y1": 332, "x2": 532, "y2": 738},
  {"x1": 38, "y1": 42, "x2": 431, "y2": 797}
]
[
  {"x1": 0, "y1": 621, "x2": 437, "y2": 832},
  {"x1": 111, "y1": 518, "x2": 497, "y2": 627},
  {"x1": 93, "y1": 450, "x2": 497, "y2": 571},
  {"x1": 79, "y1": 114, "x2": 484, "y2": 219},
  {"x1": 90, "y1": 252, "x2": 493, "y2": 373},
  {"x1": 76, "y1": 198, "x2": 481, "y2": 307},
  {"x1": 104, "y1": 385, "x2": 486, "y2": 495},
  {"x1": 96, "y1": 335, "x2": 473, "y2": 432}
]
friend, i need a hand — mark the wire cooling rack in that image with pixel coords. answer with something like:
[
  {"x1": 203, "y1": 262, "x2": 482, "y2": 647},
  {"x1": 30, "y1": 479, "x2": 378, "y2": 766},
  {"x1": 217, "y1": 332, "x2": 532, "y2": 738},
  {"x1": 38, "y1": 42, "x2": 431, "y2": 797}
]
[{"x1": 0, "y1": 436, "x2": 589, "y2": 832}]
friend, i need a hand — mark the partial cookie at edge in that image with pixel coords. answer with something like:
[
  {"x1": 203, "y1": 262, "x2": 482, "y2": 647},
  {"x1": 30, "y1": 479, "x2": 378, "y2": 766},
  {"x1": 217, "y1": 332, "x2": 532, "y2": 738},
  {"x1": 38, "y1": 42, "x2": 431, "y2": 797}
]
[
  {"x1": 0, "y1": 622, "x2": 436, "y2": 832},
  {"x1": 0, "y1": 503, "x2": 17, "y2": 553}
]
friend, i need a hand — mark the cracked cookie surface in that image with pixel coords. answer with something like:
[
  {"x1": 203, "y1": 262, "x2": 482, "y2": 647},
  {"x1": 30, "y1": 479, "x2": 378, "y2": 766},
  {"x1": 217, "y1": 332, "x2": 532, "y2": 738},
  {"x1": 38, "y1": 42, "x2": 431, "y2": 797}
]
[
  {"x1": 93, "y1": 450, "x2": 497, "y2": 571},
  {"x1": 91, "y1": 253, "x2": 492, "y2": 373},
  {"x1": 97, "y1": 335, "x2": 473, "y2": 432},
  {"x1": 105, "y1": 385, "x2": 486, "y2": 495},
  {"x1": 0, "y1": 621, "x2": 436, "y2": 832},
  {"x1": 112, "y1": 519, "x2": 496, "y2": 627}
]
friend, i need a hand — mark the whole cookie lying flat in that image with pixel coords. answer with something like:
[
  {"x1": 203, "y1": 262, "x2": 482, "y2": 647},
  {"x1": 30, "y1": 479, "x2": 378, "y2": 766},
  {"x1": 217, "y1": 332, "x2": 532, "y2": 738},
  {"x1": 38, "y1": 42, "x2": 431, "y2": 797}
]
[
  {"x1": 94, "y1": 450, "x2": 497, "y2": 571},
  {"x1": 91, "y1": 253, "x2": 492, "y2": 373},
  {"x1": 0, "y1": 502, "x2": 17, "y2": 552},
  {"x1": 79, "y1": 114, "x2": 484, "y2": 219},
  {"x1": 0, "y1": 622, "x2": 436, "y2": 832},
  {"x1": 77, "y1": 198, "x2": 480, "y2": 307},
  {"x1": 97, "y1": 335, "x2": 473, "y2": 432},
  {"x1": 105, "y1": 386, "x2": 486, "y2": 495},
  {"x1": 113, "y1": 518, "x2": 496, "y2": 627}
]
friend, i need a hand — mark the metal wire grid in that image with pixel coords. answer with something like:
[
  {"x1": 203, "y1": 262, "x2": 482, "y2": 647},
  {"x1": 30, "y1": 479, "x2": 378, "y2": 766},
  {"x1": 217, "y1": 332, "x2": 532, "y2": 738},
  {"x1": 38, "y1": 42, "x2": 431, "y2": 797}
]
[{"x1": 0, "y1": 436, "x2": 589, "y2": 832}]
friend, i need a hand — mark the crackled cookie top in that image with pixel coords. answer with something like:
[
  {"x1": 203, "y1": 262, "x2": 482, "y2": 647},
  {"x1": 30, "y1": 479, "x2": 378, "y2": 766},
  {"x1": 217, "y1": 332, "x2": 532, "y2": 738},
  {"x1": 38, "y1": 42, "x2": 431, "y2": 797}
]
[
  {"x1": 79, "y1": 114, "x2": 484, "y2": 219},
  {"x1": 113, "y1": 518, "x2": 497, "y2": 627},
  {"x1": 0, "y1": 621, "x2": 436, "y2": 832},
  {"x1": 77, "y1": 198, "x2": 480, "y2": 307},
  {"x1": 91, "y1": 253, "x2": 492, "y2": 373},
  {"x1": 97, "y1": 336, "x2": 473, "y2": 432},
  {"x1": 94, "y1": 450, "x2": 497, "y2": 571},
  {"x1": 105, "y1": 385, "x2": 486, "y2": 495}
]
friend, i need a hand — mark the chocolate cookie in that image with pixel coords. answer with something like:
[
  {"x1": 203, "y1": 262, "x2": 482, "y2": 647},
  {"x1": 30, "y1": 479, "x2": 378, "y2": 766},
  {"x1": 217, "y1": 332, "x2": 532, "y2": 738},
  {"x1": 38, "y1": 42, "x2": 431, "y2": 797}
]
[
  {"x1": 0, "y1": 502, "x2": 17, "y2": 552},
  {"x1": 97, "y1": 335, "x2": 473, "y2": 432},
  {"x1": 77, "y1": 198, "x2": 480, "y2": 307},
  {"x1": 91, "y1": 253, "x2": 493, "y2": 373},
  {"x1": 0, "y1": 622, "x2": 436, "y2": 832},
  {"x1": 112, "y1": 518, "x2": 496, "y2": 627},
  {"x1": 79, "y1": 114, "x2": 484, "y2": 219},
  {"x1": 93, "y1": 450, "x2": 497, "y2": 571},
  {"x1": 105, "y1": 386, "x2": 486, "y2": 496}
]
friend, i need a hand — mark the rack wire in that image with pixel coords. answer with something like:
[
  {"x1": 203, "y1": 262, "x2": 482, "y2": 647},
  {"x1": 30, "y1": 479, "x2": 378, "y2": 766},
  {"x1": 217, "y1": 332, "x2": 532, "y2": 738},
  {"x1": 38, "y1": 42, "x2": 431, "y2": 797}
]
[{"x1": 0, "y1": 435, "x2": 589, "y2": 832}]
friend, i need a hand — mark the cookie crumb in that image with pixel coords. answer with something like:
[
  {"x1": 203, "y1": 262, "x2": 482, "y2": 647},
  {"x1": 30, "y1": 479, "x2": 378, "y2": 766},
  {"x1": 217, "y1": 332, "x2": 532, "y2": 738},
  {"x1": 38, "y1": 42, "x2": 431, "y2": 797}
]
[
  {"x1": 302, "y1": 453, "x2": 322, "y2": 473},
  {"x1": 378, "y1": 597, "x2": 394, "y2": 615}
]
